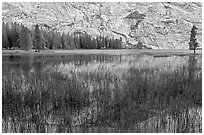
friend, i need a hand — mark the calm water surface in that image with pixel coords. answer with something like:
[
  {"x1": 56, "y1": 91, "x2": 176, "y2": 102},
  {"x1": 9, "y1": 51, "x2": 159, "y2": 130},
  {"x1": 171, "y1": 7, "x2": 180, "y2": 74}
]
[{"x1": 2, "y1": 53, "x2": 202, "y2": 133}]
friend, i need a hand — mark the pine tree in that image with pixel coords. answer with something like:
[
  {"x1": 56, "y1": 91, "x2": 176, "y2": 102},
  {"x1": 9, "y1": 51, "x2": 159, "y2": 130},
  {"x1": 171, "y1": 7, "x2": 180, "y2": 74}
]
[
  {"x1": 189, "y1": 25, "x2": 198, "y2": 54},
  {"x1": 85, "y1": 34, "x2": 92, "y2": 49},
  {"x1": 67, "y1": 34, "x2": 72, "y2": 49},
  {"x1": 53, "y1": 31, "x2": 62, "y2": 49},
  {"x1": 61, "y1": 32, "x2": 66, "y2": 49},
  {"x1": 66, "y1": 34, "x2": 71, "y2": 49},
  {"x1": 49, "y1": 31, "x2": 55, "y2": 49},
  {"x1": 20, "y1": 25, "x2": 32, "y2": 51},
  {"x1": 33, "y1": 24, "x2": 42, "y2": 52},
  {"x1": 79, "y1": 35, "x2": 83, "y2": 49},
  {"x1": 104, "y1": 36, "x2": 108, "y2": 49},
  {"x1": 5, "y1": 23, "x2": 13, "y2": 48},
  {"x1": 101, "y1": 36, "x2": 105, "y2": 48},
  {"x1": 137, "y1": 40, "x2": 143, "y2": 49},
  {"x1": 91, "y1": 38, "x2": 97, "y2": 49},
  {"x1": 40, "y1": 27, "x2": 46, "y2": 49},
  {"x1": 12, "y1": 22, "x2": 21, "y2": 48},
  {"x1": 96, "y1": 36, "x2": 100, "y2": 49},
  {"x1": 68, "y1": 34, "x2": 73, "y2": 49},
  {"x1": 111, "y1": 37, "x2": 115, "y2": 49},
  {"x1": 41, "y1": 30, "x2": 49, "y2": 49},
  {"x1": 106, "y1": 36, "x2": 110, "y2": 49},
  {"x1": 119, "y1": 37, "x2": 123, "y2": 49},
  {"x1": 74, "y1": 35, "x2": 80, "y2": 49},
  {"x1": 2, "y1": 23, "x2": 9, "y2": 49}
]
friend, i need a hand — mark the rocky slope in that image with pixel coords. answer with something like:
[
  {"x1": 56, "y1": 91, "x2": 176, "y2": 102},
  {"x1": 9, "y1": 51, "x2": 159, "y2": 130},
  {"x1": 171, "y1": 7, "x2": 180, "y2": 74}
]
[{"x1": 2, "y1": 2, "x2": 202, "y2": 49}]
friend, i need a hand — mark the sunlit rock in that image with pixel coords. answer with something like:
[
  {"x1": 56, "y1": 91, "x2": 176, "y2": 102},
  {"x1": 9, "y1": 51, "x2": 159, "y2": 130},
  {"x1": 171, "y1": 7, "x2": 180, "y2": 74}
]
[{"x1": 2, "y1": 2, "x2": 202, "y2": 49}]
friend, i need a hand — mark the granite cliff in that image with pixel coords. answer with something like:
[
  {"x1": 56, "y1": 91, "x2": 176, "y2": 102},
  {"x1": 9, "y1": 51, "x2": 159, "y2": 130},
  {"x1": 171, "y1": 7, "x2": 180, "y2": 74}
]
[{"x1": 2, "y1": 2, "x2": 202, "y2": 49}]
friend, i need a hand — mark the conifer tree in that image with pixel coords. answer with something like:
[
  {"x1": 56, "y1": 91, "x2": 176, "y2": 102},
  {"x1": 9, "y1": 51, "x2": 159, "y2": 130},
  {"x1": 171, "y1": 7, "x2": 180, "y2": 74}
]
[
  {"x1": 91, "y1": 38, "x2": 97, "y2": 49},
  {"x1": 137, "y1": 40, "x2": 143, "y2": 49},
  {"x1": 20, "y1": 25, "x2": 32, "y2": 51},
  {"x1": 53, "y1": 31, "x2": 62, "y2": 49},
  {"x1": 111, "y1": 37, "x2": 115, "y2": 49},
  {"x1": 70, "y1": 34, "x2": 76, "y2": 49},
  {"x1": 49, "y1": 31, "x2": 55, "y2": 49},
  {"x1": 101, "y1": 36, "x2": 105, "y2": 48},
  {"x1": 79, "y1": 35, "x2": 83, "y2": 49},
  {"x1": 41, "y1": 30, "x2": 49, "y2": 49},
  {"x1": 33, "y1": 24, "x2": 42, "y2": 52},
  {"x1": 5, "y1": 23, "x2": 12, "y2": 48},
  {"x1": 12, "y1": 22, "x2": 21, "y2": 48},
  {"x1": 74, "y1": 35, "x2": 80, "y2": 49},
  {"x1": 96, "y1": 36, "x2": 100, "y2": 49},
  {"x1": 85, "y1": 34, "x2": 92, "y2": 49},
  {"x1": 2, "y1": 23, "x2": 9, "y2": 49},
  {"x1": 118, "y1": 37, "x2": 122, "y2": 49},
  {"x1": 106, "y1": 37, "x2": 110, "y2": 49},
  {"x1": 189, "y1": 25, "x2": 198, "y2": 54},
  {"x1": 66, "y1": 34, "x2": 71, "y2": 49},
  {"x1": 67, "y1": 34, "x2": 71, "y2": 49},
  {"x1": 104, "y1": 36, "x2": 108, "y2": 49},
  {"x1": 61, "y1": 32, "x2": 66, "y2": 49}
]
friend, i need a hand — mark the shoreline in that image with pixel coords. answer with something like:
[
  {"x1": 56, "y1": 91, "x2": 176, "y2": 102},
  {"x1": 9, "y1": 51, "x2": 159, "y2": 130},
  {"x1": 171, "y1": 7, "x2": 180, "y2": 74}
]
[{"x1": 2, "y1": 49, "x2": 202, "y2": 56}]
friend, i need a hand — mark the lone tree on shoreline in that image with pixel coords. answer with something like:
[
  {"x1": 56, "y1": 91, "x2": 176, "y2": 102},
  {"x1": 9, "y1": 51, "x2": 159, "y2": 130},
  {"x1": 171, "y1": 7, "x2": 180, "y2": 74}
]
[{"x1": 189, "y1": 25, "x2": 198, "y2": 54}]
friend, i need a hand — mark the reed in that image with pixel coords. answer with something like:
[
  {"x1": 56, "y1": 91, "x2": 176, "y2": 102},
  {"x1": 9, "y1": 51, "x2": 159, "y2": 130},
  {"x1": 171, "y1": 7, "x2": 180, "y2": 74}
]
[{"x1": 2, "y1": 54, "x2": 202, "y2": 133}]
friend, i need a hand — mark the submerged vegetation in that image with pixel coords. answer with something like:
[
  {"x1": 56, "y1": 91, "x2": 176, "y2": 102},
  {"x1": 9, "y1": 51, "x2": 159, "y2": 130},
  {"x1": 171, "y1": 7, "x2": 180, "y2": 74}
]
[{"x1": 2, "y1": 53, "x2": 202, "y2": 133}]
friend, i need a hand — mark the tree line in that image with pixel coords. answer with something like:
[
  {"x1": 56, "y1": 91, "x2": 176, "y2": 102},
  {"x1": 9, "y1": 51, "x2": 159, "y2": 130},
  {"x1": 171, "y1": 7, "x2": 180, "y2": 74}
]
[{"x1": 2, "y1": 22, "x2": 122, "y2": 51}]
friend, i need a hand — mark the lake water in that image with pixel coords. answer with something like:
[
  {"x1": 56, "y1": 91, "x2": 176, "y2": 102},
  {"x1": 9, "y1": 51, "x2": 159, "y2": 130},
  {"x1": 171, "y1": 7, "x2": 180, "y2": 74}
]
[{"x1": 2, "y1": 53, "x2": 202, "y2": 133}]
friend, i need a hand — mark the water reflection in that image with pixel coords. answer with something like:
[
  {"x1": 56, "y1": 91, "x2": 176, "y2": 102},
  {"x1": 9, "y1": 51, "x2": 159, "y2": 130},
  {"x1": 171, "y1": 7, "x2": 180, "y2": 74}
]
[{"x1": 2, "y1": 54, "x2": 202, "y2": 133}]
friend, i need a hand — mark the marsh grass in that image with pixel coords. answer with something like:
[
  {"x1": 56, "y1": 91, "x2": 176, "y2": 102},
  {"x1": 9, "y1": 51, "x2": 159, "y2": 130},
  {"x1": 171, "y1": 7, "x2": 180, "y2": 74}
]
[{"x1": 2, "y1": 54, "x2": 202, "y2": 133}]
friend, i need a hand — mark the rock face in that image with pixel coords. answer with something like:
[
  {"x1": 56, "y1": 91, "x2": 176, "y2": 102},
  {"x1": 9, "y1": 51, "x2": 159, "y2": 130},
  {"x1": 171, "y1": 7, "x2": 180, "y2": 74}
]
[{"x1": 2, "y1": 2, "x2": 202, "y2": 49}]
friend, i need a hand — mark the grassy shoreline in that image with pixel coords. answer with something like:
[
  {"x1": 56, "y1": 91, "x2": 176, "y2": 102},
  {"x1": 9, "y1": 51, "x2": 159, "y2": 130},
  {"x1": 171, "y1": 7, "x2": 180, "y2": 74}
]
[{"x1": 2, "y1": 49, "x2": 202, "y2": 56}]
